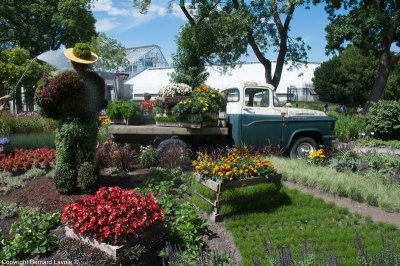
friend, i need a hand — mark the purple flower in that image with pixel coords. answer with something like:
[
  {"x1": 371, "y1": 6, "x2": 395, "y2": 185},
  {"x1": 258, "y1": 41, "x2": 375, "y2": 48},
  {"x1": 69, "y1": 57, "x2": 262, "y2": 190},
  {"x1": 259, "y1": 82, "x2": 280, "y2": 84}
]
[
  {"x1": 0, "y1": 138, "x2": 10, "y2": 145},
  {"x1": 99, "y1": 109, "x2": 106, "y2": 116}
]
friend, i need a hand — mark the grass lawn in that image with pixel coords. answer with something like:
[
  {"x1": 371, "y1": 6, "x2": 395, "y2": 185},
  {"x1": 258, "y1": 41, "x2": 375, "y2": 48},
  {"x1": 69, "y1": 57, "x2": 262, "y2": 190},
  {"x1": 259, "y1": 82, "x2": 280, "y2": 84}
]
[{"x1": 224, "y1": 186, "x2": 400, "y2": 265}]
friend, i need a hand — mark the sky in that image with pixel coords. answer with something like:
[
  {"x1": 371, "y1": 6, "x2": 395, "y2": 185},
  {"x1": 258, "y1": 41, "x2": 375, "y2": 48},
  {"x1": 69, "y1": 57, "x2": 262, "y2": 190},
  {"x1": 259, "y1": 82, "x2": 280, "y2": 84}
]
[{"x1": 91, "y1": 0, "x2": 333, "y2": 65}]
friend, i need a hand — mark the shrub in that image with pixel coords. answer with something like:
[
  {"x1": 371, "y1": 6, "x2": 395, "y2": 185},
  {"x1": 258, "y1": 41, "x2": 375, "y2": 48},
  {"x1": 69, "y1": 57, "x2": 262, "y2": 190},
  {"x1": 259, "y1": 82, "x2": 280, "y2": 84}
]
[
  {"x1": 0, "y1": 200, "x2": 21, "y2": 219},
  {"x1": 367, "y1": 100, "x2": 400, "y2": 140},
  {"x1": 77, "y1": 162, "x2": 98, "y2": 192},
  {"x1": 96, "y1": 140, "x2": 139, "y2": 172},
  {"x1": 143, "y1": 92, "x2": 151, "y2": 101},
  {"x1": 62, "y1": 187, "x2": 164, "y2": 245},
  {"x1": 140, "y1": 145, "x2": 158, "y2": 168},
  {"x1": 54, "y1": 169, "x2": 77, "y2": 194},
  {"x1": 0, "y1": 113, "x2": 57, "y2": 135},
  {"x1": 106, "y1": 100, "x2": 143, "y2": 121},
  {"x1": 335, "y1": 114, "x2": 370, "y2": 142},
  {"x1": 21, "y1": 168, "x2": 46, "y2": 181}
]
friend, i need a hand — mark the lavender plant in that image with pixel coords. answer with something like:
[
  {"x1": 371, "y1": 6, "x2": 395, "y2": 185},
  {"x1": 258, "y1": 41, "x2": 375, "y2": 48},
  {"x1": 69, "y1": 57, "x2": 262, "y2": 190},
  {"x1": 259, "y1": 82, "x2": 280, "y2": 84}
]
[
  {"x1": 161, "y1": 242, "x2": 237, "y2": 266},
  {"x1": 355, "y1": 231, "x2": 400, "y2": 266},
  {"x1": 252, "y1": 238, "x2": 341, "y2": 266}
]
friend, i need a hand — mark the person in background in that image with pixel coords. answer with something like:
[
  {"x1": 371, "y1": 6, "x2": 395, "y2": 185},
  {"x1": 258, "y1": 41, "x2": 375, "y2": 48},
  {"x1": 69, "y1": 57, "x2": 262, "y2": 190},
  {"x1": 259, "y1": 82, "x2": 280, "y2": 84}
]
[
  {"x1": 295, "y1": 103, "x2": 299, "y2": 108},
  {"x1": 340, "y1": 104, "x2": 347, "y2": 115},
  {"x1": 357, "y1": 104, "x2": 363, "y2": 115},
  {"x1": 0, "y1": 95, "x2": 11, "y2": 117},
  {"x1": 323, "y1": 104, "x2": 328, "y2": 113}
]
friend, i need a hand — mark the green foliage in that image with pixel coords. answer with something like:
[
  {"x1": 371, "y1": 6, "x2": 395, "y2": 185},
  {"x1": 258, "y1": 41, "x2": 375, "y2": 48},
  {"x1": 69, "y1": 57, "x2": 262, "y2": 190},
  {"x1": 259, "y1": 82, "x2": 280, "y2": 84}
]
[
  {"x1": 0, "y1": 48, "x2": 50, "y2": 110},
  {"x1": 335, "y1": 114, "x2": 371, "y2": 142},
  {"x1": 143, "y1": 93, "x2": 151, "y2": 101},
  {"x1": 21, "y1": 168, "x2": 46, "y2": 181},
  {"x1": 0, "y1": 199, "x2": 21, "y2": 219},
  {"x1": 103, "y1": 167, "x2": 120, "y2": 176},
  {"x1": 0, "y1": 209, "x2": 60, "y2": 260},
  {"x1": 77, "y1": 162, "x2": 98, "y2": 192},
  {"x1": 329, "y1": 149, "x2": 361, "y2": 172},
  {"x1": 10, "y1": 133, "x2": 55, "y2": 149},
  {"x1": 191, "y1": 194, "x2": 214, "y2": 213},
  {"x1": 90, "y1": 33, "x2": 129, "y2": 72},
  {"x1": 0, "y1": 0, "x2": 96, "y2": 57},
  {"x1": 367, "y1": 100, "x2": 400, "y2": 140},
  {"x1": 140, "y1": 145, "x2": 158, "y2": 168},
  {"x1": 220, "y1": 182, "x2": 280, "y2": 202},
  {"x1": 384, "y1": 59, "x2": 400, "y2": 100},
  {"x1": 219, "y1": 194, "x2": 281, "y2": 215},
  {"x1": 0, "y1": 114, "x2": 57, "y2": 134},
  {"x1": 54, "y1": 169, "x2": 76, "y2": 194},
  {"x1": 194, "y1": 182, "x2": 217, "y2": 201},
  {"x1": 73, "y1": 43, "x2": 91, "y2": 60},
  {"x1": 312, "y1": 46, "x2": 378, "y2": 105},
  {"x1": 154, "y1": 115, "x2": 203, "y2": 123},
  {"x1": 224, "y1": 186, "x2": 400, "y2": 265},
  {"x1": 358, "y1": 139, "x2": 400, "y2": 149},
  {"x1": 106, "y1": 100, "x2": 143, "y2": 121},
  {"x1": 0, "y1": 172, "x2": 24, "y2": 191}
]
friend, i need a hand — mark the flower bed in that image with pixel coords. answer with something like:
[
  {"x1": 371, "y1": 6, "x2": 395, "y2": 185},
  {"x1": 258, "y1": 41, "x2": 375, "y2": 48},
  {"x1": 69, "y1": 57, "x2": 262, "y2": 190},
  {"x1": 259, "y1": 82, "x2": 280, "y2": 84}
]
[
  {"x1": 62, "y1": 187, "x2": 164, "y2": 257},
  {"x1": 0, "y1": 148, "x2": 56, "y2": 172},
  {"x1": 192, "y1": 148, "x2": 282, "y2": 221}
]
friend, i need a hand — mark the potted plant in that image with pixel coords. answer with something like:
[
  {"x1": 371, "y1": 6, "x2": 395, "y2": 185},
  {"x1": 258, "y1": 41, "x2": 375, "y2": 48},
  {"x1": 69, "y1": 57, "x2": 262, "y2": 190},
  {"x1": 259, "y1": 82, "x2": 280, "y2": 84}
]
[
  {"x1": 106, "y1": 100, "x2": 143, "y2": 125},
  {"x1": 63, "y1": 186, "x2": 163, "y2": 259},
  {"x1": 191, "y1": 147, "x2": 282, "y2": 222}
]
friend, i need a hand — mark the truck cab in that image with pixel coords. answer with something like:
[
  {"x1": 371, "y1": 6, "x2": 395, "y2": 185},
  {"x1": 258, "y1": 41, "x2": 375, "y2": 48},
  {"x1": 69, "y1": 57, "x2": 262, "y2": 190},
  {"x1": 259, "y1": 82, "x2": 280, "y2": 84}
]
[{"x1": 221, "y1": 82, "x2": 336, "y2": 158}]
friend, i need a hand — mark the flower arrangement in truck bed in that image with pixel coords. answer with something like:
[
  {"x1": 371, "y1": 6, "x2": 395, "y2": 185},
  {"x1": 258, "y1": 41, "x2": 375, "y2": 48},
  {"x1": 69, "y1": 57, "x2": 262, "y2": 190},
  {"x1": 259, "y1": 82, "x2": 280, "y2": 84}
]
[
  {"x1": 158, "y1": 83, "x2": 192, "y2": 98},
  {"x1": 62, "y1": 186, "x2": 164, "y2": 245},
  {"x1": 171, "y1": 85, "x2": 225, "y2": 116},
  {"x1": 193, "y1": 147, "x2": 277, "y2": 182}
]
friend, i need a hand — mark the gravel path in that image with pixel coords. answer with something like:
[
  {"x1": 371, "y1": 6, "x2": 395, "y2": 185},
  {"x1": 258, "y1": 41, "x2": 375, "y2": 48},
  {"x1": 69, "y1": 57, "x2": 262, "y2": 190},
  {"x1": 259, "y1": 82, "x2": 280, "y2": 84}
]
[{"x1": 284, "y1": 181, "x2": 400, "y2": 229}]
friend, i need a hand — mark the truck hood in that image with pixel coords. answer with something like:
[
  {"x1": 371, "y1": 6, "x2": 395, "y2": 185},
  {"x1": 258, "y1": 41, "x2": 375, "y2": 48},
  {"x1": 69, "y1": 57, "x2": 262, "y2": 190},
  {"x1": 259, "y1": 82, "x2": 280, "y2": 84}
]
[{"x1": 278, "y1": 107, "x2": 327, "y2": 117}]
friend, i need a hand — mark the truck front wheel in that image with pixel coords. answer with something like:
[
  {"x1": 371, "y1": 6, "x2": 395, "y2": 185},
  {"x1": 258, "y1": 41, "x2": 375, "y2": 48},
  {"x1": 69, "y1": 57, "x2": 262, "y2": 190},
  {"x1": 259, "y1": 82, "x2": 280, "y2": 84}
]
[{"x1": 289, "y1": 137, "x2": 318, "y2": 159}]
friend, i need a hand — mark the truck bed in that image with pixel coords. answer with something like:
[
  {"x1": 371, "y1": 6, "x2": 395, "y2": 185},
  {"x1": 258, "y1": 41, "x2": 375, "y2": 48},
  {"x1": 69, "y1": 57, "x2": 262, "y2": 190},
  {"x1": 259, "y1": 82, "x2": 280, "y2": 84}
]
[{"x1": 108, "y1": 125, "x2": 228, "y2": 136}]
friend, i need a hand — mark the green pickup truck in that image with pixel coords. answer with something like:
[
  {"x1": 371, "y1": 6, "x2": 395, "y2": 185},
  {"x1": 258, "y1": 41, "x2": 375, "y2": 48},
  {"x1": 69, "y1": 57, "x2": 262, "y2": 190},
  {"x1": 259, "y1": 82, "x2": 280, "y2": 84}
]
[{"x1": 108, "y1": 82, "x2": 336, "y2": 158}]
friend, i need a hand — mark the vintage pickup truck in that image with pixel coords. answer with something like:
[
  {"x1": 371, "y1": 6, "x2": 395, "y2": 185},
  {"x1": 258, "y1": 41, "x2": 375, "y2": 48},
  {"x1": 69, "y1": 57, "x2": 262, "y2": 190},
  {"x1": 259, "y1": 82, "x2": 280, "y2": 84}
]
[{"x1": 108, "y1": 82, "x2": 336, "y2": 158}]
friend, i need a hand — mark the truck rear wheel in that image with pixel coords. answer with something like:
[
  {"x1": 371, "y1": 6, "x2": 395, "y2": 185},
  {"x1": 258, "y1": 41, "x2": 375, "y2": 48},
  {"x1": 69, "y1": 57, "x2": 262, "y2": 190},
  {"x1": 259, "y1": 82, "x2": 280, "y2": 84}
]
[
  {"x1": 157, "y1": 138, "x2": 191, "y2": 169},
  {"x1": 289, "y1": 137, "x2": 318, "y2": 159}
]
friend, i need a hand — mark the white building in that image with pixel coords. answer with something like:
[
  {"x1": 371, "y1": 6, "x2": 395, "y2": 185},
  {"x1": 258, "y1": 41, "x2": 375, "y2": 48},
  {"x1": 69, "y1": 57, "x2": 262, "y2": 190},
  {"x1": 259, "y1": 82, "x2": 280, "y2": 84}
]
[{"x1": 125, "y1": 61, "x2": 320, "y2": 102}]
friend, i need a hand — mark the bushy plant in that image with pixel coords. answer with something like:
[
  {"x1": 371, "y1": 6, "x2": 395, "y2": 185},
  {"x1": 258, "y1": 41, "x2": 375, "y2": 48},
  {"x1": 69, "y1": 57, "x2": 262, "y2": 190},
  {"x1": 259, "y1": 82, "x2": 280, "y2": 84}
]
[
  {"x1": 73, "y1": 43, "x2": 91, "y2": 60},
  {"x1": 0, "y1": 200, "x2": 21, "y2": 219},
  {"x1": 307, "y1": 149, "x2": 327, "y2": 166},
  {"x1": 96, "y1": 139, "x2": 140, "y2": 171},
  {"x1": 329, "y1": 149, "x2": 360, "y2": 172},
  {"x1": 0, "y1": 209, "x2": 60, "y2": 260},
  {"x1": 77, "y1": 162, "x2": 98, "y2": 192},
  {"x1": 62, "y1": 187, "x2": 164, "y2": 245},
  {"x1": 54, "y1": 169, "x2": 77, "y2": 194},
  {"x1": 106, "y1": 100, "x2": 143, "y2": 121},
  {"x1": 140, "y1": 145, "x2": 158, "y2": 168},
  {"x1": 143, "y1": 92, "x2": 151, "y2": 101},
  {"x1": 335, "y1": 114, "x2": 371, "y2": 142},
  {"x1": 139, "y1": 100, "x2": 154, "y2": 112},
  {"x1": 21, "y1": 168, "x2": 46, "y2": 181},
  {"x1": 367, "y1": 100, "x2": 400, "y2": 140},
  {"x1": 0, "y1": 113, "x2": 57, "y2": 134},
  {"x1": 193, "y1": 147, "x2": 278, "y2": 182}
]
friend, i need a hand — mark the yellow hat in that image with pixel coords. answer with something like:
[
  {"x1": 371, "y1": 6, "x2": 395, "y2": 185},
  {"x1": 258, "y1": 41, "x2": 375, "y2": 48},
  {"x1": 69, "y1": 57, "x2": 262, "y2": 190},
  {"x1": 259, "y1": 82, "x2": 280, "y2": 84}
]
[{"x1": 64, "y1": 48, "x2": 98, "y2": 64}]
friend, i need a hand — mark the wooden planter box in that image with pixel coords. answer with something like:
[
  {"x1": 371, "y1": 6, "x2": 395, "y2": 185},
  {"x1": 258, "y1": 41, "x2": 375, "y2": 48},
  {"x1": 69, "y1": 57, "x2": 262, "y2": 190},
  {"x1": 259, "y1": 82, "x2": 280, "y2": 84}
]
[
  {"x1": 65, "y1": 223, "x2": 162, "y2": 259},
  {"x1": 193, "y1": 174, "x2": 282, "y2": 222},
  {"x1": 156, "y1": 120, "x2": 201, "y2": 128}
]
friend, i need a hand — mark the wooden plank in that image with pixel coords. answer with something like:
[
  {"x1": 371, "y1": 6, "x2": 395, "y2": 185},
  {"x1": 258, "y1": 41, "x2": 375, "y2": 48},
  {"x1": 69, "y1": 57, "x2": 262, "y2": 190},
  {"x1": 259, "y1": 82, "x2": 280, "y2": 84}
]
[
  {"x1": 195, "y1": 175, "x2": 221, "y2": 192},
  {"x1": 108, "y1": 125, "x2": 228, "y2": 136},
  {"x1": 194, "y1": 191, "x2": 217, "y2": 207}
]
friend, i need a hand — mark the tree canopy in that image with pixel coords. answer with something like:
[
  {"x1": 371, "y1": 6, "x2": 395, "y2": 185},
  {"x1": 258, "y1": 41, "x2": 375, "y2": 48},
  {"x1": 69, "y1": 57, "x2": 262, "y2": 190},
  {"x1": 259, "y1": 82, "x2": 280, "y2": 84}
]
[
  {"x1": 0, "y1": 0, "x2": 96, "y2": 57},
  {"x1": 133, "y1": 0, "x2": 311, "y2": 89},
  {"x1": 323, "y1": 0, "x2": 400, "y2": 107},
  {"x1": 90, "y1": 33, "x2": 129, "y2": 73}
]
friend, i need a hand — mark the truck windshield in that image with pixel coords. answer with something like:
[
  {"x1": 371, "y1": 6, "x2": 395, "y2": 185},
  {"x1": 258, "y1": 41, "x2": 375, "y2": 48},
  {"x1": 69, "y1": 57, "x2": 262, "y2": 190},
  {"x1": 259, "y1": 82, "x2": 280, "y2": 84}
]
[{"x1": 273, "y1": 91, "x2": 282, "y2": 107}]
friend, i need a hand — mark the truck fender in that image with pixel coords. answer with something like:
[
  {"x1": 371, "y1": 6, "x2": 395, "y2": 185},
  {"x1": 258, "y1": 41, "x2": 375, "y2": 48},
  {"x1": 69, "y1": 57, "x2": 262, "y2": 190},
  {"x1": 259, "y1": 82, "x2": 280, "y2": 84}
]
[{"x1": 286, "y1": 129, "x2": 322, "y2": 149}]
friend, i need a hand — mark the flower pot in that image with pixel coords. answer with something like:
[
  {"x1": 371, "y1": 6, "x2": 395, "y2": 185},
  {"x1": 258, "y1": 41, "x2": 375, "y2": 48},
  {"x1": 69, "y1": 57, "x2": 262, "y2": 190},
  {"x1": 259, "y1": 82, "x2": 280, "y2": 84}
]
[
  {"x1": 193, "y1": 173, "x2": 282, "y2": 222},
  {"x1": 65, "y1": 224, "x2": 162, "y2": 260}
]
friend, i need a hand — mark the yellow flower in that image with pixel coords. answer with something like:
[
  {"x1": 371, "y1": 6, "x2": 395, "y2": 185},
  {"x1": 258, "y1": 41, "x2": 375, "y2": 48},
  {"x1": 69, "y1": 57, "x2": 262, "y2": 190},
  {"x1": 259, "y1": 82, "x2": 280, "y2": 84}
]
[
  {"x1": 229, "y1": 177, "x2": 232, "y2": 181},
  {"x1": 114, "y1": 150, "x2": 119, "y2": 154}
]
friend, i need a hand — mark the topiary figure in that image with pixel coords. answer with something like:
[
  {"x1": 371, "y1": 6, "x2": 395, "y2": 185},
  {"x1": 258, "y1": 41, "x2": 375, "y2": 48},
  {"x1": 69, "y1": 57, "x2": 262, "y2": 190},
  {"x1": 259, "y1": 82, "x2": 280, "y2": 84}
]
[{"x1": 36, "y1": 43, "x2": 106, "y2": 194}]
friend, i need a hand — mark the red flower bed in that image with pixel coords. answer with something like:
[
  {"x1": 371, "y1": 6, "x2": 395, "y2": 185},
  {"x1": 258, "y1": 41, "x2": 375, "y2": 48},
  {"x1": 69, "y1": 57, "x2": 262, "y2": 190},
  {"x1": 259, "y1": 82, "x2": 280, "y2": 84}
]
[
  {"x1": 0, "y1": 148, "x2": 56, "y2": 172},
  {"x1": 62, "y1": 187, "x2": 164, "y2": 245}
]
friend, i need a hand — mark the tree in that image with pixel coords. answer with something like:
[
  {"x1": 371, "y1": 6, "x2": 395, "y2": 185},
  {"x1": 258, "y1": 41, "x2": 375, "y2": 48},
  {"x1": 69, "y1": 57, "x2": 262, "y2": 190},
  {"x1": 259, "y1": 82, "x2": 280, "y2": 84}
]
[
  {"x1": 0, "y1": 48, "x2": 50, "y2": 111},
  {"x1": 384, "y1": 57, "x2": 400, "y2": 100},
  {"x1": 0, "y1": 0, "x2": 96, "y2": 57},
  {"x1": 323, "y1": 0, "x2": 400, "y2": 109},
  {"x1": 133, "y1": 0, "x2": 311, "y2": 89},
  {"x1": 90, "y1": 33, "x2": 129, "y2": 73}
]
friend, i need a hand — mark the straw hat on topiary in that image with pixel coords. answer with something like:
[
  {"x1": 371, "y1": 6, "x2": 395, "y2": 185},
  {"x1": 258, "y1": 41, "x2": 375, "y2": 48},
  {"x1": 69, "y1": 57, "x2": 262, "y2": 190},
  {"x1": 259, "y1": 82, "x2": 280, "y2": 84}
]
[{"x1": 64, "y1": 43, "x2": 98, "y2": 64}]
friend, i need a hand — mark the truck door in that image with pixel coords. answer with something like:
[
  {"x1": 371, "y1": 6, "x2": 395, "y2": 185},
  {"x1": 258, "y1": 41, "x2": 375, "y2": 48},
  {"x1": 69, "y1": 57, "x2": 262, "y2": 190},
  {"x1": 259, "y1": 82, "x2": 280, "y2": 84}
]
[{"x1": 241, "y1": 87, "x2": 283, "y2": 146}]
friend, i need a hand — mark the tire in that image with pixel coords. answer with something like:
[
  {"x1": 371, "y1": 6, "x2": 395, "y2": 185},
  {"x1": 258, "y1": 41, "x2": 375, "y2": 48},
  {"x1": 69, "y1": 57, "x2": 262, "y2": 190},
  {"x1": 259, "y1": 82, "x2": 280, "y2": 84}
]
[
  {"x1": 289, "y1": 137, "x2": 318, "y2": 159},
  {"x1": 157, "y1": 138, "x2": 191, "y2": 169}
]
